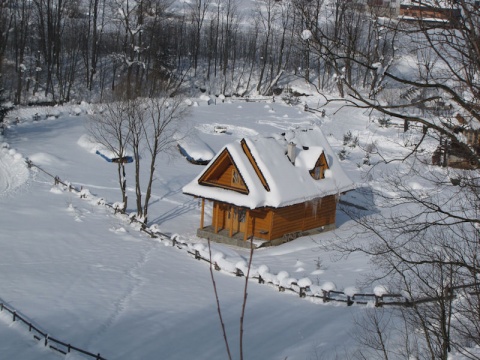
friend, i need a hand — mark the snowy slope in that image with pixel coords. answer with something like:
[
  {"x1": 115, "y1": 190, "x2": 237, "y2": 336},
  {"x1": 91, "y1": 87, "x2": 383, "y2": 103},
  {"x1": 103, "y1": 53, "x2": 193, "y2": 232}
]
[{"x1": 0, "y1": 97, "x2": 422, "y2": 359}]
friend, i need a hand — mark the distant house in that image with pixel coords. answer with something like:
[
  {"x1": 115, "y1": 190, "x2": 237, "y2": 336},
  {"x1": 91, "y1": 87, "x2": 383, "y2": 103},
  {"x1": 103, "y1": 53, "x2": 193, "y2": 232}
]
[
  {"x1": 399, "y1": 2, "x2": 461, "y2": 26},
  {"x1": 433, "y1": 130, "x2": 480, "y2": 169},
  {"x1": 182, "y1": 127, "x2": 355, "y2": 247}
]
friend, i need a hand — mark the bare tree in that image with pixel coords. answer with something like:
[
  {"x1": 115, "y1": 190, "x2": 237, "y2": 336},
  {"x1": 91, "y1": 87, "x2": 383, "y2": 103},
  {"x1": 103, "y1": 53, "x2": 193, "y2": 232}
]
[
  {"x1": 140, "y1": 96, "x2": 189, "y2": 224},
  {"x1": 188, "y1": 0, "x2": 211, "y2": 77},
  {"x1": 11, "y1": 0, "x2": 31, "y2": 104},
  {"x1": 254, "y1": 0, "x2": 279, "y2": 94},
  {"x1": 82, "y1": 0, "x2": 106, "y2": 92},
  {"x1": 88, "y1": 101, "x2": 134, "y2": 210},
  {"x1": 294, "y1": 0, "x2": 480, "y2": 357},
  {"x1": 32, "y1": 0, "x2": 67, "y2": 99},
  {"x1": 0, "y1": 0, "x2": 13, "y2": 78}
]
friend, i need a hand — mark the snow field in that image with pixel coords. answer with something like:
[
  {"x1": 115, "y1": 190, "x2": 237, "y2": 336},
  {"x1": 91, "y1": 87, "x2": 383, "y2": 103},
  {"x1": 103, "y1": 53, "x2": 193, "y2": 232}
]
[{"x1": 0, "y1": 95, "x2": 429, "y2": 359}]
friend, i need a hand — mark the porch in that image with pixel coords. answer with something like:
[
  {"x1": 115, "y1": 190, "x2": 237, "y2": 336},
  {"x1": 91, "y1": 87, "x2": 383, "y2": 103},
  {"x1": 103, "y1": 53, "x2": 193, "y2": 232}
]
[
  {"x1": 196, "y1": 223, "x2": 336, "y2": 248},
  {"x1": 197, "y1": 225, "x2": 266, "y2": 249}
]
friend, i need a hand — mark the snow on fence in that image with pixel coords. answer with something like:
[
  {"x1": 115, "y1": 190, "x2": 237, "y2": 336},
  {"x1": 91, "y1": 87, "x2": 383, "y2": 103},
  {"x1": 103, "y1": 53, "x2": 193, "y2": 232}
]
[
  {"x1": 24, "y1": 160, "x2": 473, "y2": 311},
  {"x1": 0, "y1": 301, "x2": 106, "y2": 359},
  {"x1": 185, "y1": 247, "x2": 470, "y2": 308}
]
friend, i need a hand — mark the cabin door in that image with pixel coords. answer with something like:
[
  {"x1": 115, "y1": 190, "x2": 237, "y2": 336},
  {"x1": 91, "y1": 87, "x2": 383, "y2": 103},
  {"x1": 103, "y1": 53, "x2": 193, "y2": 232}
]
[{"x1": 233, "y1": 208, "x2": 246, "y2": 234}]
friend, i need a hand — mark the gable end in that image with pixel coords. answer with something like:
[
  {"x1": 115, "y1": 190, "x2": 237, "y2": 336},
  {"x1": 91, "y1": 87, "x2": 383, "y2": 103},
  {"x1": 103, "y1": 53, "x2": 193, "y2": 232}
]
[
  {"x1": 198, "y1": 148, "x2": 249, "y2": 194},
  {"x1": 310, "y1": 152, "x2": 329, "y2": 180}
]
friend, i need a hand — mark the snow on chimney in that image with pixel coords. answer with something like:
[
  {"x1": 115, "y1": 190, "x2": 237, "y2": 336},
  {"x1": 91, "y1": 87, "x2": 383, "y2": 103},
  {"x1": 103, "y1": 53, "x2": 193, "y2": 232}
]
[{"x1": 287, "y1": 142, "x2": 296, "y2": 164}]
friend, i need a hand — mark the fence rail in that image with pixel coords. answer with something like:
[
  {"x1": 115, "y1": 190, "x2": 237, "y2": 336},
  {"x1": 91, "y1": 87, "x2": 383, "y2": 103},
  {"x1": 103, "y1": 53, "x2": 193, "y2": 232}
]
[
  {"x1": 186, "y1": 248, "x2": 477, "y2": 308},
  {"x1": 0, "y1": 301, "x2": 106, "y2": 360},
  {"x1": 25, "y1": 158, "x2": 479, "y2": 310}
]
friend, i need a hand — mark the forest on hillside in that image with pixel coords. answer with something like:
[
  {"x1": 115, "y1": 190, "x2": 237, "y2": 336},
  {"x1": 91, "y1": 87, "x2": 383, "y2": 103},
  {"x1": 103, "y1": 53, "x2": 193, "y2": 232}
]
[{"x1": 0, "y1": 0, "x2": 414, "y2": 104}]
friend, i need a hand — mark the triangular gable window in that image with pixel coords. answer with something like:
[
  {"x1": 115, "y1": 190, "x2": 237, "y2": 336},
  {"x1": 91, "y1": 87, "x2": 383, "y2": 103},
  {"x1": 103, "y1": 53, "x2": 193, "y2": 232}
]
[
  {"x1": 310, "y1": 152, "x2": 329, "y2": 180},
  {"x1": 198, "y1": 148, "x2": 249, "y2": 194}
]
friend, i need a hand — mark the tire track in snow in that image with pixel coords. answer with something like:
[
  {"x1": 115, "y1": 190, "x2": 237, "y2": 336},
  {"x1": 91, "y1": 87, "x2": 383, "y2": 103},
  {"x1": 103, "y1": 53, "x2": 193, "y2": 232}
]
[{"x1": 86, "y1": 242, "x2": 159, "y2": 348}]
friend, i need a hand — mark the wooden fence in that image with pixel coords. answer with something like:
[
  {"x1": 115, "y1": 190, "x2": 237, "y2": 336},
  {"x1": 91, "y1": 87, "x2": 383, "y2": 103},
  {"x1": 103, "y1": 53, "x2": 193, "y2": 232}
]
[
  {"x1": 186, "y1": 247, "x2": 474, "y2": 308},
  {"x1": 0, "y1": 301, "x2": 106, "y2": 359},
  {"x1": 17, "y1": 158, "x2": 480, "y2": 360},
  {"x1": 25, "y1": 159, "x2": 477, "y2": 309}
]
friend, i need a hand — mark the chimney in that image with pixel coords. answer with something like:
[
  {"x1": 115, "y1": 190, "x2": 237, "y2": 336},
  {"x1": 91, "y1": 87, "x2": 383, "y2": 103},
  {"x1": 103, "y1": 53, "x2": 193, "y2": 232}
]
[{"x1": 287, "y1": 142, "x2": 296, "y2": 164}]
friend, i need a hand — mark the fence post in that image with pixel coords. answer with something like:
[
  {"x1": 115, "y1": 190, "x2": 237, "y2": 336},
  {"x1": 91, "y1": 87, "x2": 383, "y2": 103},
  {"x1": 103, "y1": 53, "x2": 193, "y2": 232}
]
[
  {"x1": 13, "y1": 311, "x2": 16, "y2": 322},
  {"x1": 322, "y1": 290, "x2": 328, "y2": 303},
  {"x1": 299, "y1": 287, "x2": 307, "y2": 298},
  {"x1": 0, "y1": 303, "x2": 3, "y2": 311},
  {"x1": 44, "y1": 334, "x2": 48, "y2": 347}
]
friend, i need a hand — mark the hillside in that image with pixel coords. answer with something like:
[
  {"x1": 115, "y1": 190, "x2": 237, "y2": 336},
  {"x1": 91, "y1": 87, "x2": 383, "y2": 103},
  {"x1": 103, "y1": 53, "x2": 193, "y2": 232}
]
[{"x1": 0, "y1": 92, "x2": 421, "y2": 359}]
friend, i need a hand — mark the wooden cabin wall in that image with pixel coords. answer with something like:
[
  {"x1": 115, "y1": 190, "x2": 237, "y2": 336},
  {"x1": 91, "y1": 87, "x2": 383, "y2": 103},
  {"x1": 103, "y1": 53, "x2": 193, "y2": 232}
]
[
  {"x1": 302, "y1": 195, "x2": 336, "y2": 229},
  {"x1": 210, "y1": 195, "x2": 336, "y2": 241},
  {"x1": 245, "y1": 209, "x2": 273, "y2": 240},
  {"x1": 208, "y1": 165, "x2": 246, "y2": 192},
  {"x1": 269, "y1": 195, "x2": 336, "y2": 240},
  {"x1": 212, "y1": 202, "x2": 229, "y2": 230},
  {"x1": 216, "y1": 165, "x2": 234, "y2": 187}
]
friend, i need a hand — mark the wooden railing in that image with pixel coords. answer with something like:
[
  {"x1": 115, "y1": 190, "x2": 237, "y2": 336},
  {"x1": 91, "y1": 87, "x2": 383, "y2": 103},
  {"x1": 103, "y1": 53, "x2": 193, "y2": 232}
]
[{"x1": 0, "y1": 301, "x2": 106, "y2": 359}]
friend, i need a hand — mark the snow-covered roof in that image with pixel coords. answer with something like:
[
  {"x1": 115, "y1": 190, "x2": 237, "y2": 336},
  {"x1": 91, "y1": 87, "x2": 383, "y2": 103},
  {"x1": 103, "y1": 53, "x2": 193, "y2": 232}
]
[{"x1": 182, "y1": 126, "x2": 355, "y2": 209}]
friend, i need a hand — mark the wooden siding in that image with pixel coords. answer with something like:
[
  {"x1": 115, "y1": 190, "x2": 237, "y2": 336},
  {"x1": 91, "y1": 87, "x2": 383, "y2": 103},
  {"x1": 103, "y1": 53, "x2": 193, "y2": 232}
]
[
  {"x1": 198, "y1": 149, "x2": 248, "y2": 193},
  {"x1": 199, "y1": 149, "x2": 231, "y2": 182},
  {"x1": 269, "y1": 195, "x2": 336, "y2": 240},
  {"x1": 399, "y1": 5, "x2": 461, "y2": 22},
  {"x1": 216, "y1": 165, "x2": 246, "y2": 191},
  {"x1": 216, "y1": 203, "x2": 229, "y2": 230},
  {"x1": 209, "y1": 195, "x2": 336, "y2": 242},
  {"x1": 245, "y1": 209, "x2": 273, "y2": 240},
  {"x1": 309, "y1": 152, "x2": 329, "y2": 180}
]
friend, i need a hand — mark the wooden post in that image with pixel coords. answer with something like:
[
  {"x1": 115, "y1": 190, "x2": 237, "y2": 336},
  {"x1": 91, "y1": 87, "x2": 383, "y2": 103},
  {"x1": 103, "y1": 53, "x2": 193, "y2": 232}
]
[
  {"x1": 214, "y1": 202, "x2": 219, "y2": 234},
  {"x1": 229, "y1": 206, "x2": 234, "y2": 237},
  {"x1": 200, "y1": 198, "x2": 205, "y2": 229},
  {"x1": 244, "y1": 210, "x2": 250, "y2": 241}
]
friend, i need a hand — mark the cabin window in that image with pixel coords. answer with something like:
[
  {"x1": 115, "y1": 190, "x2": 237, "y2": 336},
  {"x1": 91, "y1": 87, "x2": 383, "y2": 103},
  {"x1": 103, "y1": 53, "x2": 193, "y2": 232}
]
[
  {"x1": 232, "y1": 169, "x2": 241, "y2": 185},
  {"x1": 313, "y1": 165, "x2": 326, "y2": 180},
  {"x1": 311, "y1": 154, "x2": 329, "y2": 180},
  {"x1": 312, "y1": 159, "x2": 327, "y2": 179},
  {"x1": 232, "y1": 169, "x2": 239, "y2": 184}
]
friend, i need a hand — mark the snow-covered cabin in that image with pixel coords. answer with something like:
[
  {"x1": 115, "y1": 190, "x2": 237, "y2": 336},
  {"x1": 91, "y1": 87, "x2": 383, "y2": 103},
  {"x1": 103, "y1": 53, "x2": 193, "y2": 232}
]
[{"x1": 182, "y1": 126, "x2": 355, "y2": 247}]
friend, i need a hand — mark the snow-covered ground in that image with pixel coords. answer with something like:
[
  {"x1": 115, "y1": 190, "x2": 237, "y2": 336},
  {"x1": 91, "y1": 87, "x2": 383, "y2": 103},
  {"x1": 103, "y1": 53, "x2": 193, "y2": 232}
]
[{"x1": 0, "y1": 94, "x2": 428, "y2": 359}]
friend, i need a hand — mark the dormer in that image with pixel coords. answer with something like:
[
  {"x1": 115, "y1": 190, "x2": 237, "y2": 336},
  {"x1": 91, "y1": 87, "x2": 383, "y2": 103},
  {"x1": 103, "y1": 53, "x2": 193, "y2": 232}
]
[
  {"x1": 310, "y1": 152, "x2": 329, "y2": 180},
  {"x1": 294, "y1": 146, "x2": 329, "y2": 180}
]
